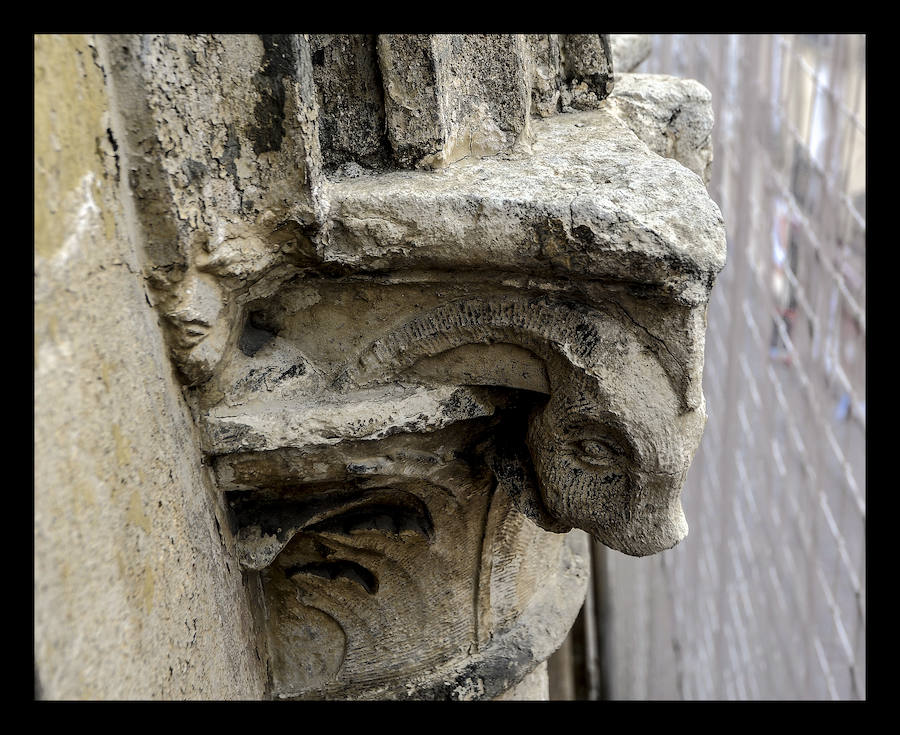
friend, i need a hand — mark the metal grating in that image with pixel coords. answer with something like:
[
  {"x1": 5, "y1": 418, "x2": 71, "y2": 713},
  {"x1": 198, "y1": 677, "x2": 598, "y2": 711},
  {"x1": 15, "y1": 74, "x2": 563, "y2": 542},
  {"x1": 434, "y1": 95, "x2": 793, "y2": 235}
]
[{"x1": 552, "y1": 34, "x2": 865, "y2": 701}]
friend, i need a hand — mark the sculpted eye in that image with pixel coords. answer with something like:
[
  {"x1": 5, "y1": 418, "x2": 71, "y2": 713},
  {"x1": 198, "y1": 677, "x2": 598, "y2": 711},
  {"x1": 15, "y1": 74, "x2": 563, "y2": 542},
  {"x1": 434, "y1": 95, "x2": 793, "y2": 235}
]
[{"x1": 575, "y1": 438, "x2": 624, "y2": 466}]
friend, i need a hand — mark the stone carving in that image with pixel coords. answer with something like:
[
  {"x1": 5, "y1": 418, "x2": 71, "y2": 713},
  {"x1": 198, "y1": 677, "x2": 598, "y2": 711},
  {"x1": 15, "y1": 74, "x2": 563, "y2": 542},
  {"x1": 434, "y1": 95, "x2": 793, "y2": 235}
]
[
  {"x1": 609, "y1": 34, "x2": 652, "y2": 74},
  {"x1": 106, "y1": 33, "x2": 725, "y2": 699},
  {"x1": 605, "y1": 73, "x2": 715, "y2": 186}
]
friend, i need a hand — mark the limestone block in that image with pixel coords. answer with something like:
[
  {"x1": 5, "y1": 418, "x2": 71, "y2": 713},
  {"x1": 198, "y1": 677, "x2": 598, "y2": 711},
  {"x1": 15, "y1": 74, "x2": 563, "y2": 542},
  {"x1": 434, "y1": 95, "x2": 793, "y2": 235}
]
[
  {"x1": 609, "y1": 34, "x2": 652, "y2": 73},
  {"x1": 185, "y1": 107, "x2": 725, "y2": 568},
  {"x1": 323, "y1": 108, "x2": 724, "y2": 305},
  {"x1": 526, "y1": 34, "x2": 615, "y2": 117},
  {"x1": 378, "y1": 34, "x2": 532, "y2": 169},
  {"x1": 183, "y1": 116, "x2": 722, "y2": 693},
  {"x1": 181, "y1": 109, "x2": 724, "y2": 700},
  {"x1": 606, "y1": 73, "x2": 715, "y2": 186},
  {"x1": 208, "y1": 414, "x2": 589, "y2": 699},
  {"x1": 309, "y1": 34, "x2": 391, "y2": 171},
  {"x1": 526, "y1": 34, "x2": 563, "y2": 118},
  {"x1": 560, "y1": 34, "x2": 615, "y2": 110},
  {"x1": 374, "y1": 35, "x2": 443, "y2": 168}
]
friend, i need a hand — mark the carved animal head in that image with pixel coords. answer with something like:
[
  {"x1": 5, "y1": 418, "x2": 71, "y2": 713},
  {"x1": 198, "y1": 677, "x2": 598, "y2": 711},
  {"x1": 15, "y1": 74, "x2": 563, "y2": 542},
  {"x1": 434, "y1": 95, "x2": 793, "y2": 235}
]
[{"x1": 352, "y1": 293, "x2": 707, "y2": 555}]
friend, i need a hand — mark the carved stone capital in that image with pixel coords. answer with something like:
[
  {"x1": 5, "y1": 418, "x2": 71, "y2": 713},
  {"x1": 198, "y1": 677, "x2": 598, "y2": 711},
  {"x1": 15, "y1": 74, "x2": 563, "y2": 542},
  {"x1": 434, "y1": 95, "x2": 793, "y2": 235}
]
[{"x1": 106, "y1": 33, "x2": 725, "y2": 699}]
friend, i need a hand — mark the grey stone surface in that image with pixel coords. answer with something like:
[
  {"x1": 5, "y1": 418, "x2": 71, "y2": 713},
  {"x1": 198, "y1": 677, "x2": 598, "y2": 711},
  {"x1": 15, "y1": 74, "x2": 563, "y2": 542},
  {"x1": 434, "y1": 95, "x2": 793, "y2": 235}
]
[
  {"x1": 378, "y1": 34, "x2": 532, "y2": 169},
  {"x1": 610, "y1": 34, "x2": 652, "y2": 73},
  {"x1": 322, "y1": 108, "x2": 724, "y2": 304},
  {"x1": 309, "y1": 34, "x2": 391, "y2": 172},
  {"x1": 560, "y1": 34, "x2": 615, "y2": 110},
  {"x1": 526, "y1": 34, "x2": 616, "y2": 117},
  {"x1": 606, "y1": 73, "x2": 715, "y2": 186},
  {"x1": 527, "y1": 34, "x2": 564, "y2": 117},
  {"x1": 186, "y1": 99, "x2": 722, "y2": 696},
  {"x1": 104, "y1": 33, "x2": 325, "y2": 386}
]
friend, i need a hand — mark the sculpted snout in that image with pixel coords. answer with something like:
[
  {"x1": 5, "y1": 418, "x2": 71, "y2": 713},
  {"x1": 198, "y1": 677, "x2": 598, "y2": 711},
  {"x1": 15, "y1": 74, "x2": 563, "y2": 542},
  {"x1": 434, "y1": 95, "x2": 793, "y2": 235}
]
[{"x1": 526, "y1": 378, "x2": 705, "y2": 557}]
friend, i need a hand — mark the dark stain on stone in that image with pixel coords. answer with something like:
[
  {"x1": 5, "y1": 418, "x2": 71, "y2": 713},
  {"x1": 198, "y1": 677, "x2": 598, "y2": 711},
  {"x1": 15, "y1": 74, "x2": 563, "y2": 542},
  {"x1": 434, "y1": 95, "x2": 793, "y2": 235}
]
[
  {"x1": 238, "y1": 310, "x2": 282, "y2": 358},
  {"x1": 407, "y1": 650, "x2": 534, "y2": 700},
  {"x1": 277, "y1": 364, "x2": 305, "y2": 381},
  {"x1": 233, "y1": 366, "x2": 273, "y2": 393},
  {"x1": 106, "y1": 128, "x2": 120, "y2": 179},
  {"x1": 220, "y1": 124, "x2": 241, "y2": 185},
  {"x1": 228, "y1": 484, "x2": 435, "y2": 549},
  {"x1": 248, "y1": 34, "x2": 297, "y2": 156},
  {"x1": 212, "y1": 423, "x2": 251, "y2": 446},
  {"x1": 668, "y1": 106, "x2": 682, "y2": 127},
  {"x1": 305, "y1": 502, "x2": 434, "y2": 543},
  {"x1": 238, "y1": 314, "x2": 277, "y2": 357},
  {"x1": 309, "y1": 34, "x2": 392, "y2": 171},
  {"x1": 183, "y1": 158, "x2": 207, "y2": 185}
]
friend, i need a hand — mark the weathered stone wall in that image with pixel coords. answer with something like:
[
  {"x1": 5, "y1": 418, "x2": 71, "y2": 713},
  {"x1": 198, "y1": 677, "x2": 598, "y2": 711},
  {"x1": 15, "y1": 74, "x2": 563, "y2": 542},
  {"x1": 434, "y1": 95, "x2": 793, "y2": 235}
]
[{"x1": 34, "y1": 34, "x2": 266, "y2": 699}]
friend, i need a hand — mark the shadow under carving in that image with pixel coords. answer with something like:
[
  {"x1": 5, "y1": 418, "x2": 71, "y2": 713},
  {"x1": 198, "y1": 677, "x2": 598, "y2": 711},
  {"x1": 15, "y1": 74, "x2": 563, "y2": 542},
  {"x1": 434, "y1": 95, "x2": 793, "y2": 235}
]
[{"x1": 223, "y1": 395, "x2": 584, "y2": 699}]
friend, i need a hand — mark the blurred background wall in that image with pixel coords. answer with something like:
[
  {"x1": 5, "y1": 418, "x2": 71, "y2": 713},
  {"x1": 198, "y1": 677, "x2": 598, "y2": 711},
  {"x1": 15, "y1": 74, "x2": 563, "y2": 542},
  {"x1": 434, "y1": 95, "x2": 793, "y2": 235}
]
[{"x1": 549, "y1": 34, "x2": 865, "y2": 701}]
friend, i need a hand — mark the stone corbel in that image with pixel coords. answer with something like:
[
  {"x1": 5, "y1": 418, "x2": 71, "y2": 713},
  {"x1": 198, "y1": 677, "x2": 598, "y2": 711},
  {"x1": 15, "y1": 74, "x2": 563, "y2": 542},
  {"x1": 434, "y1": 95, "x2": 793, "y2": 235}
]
[{"x1": 106, "y1": 33, "x2": 725, "y2": 700}]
